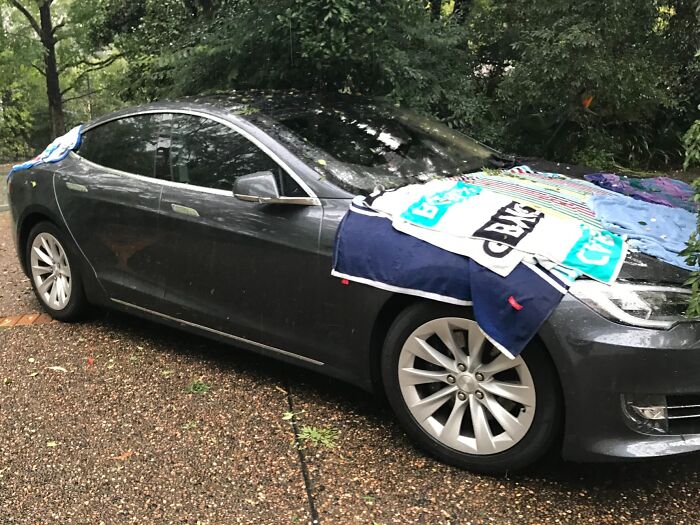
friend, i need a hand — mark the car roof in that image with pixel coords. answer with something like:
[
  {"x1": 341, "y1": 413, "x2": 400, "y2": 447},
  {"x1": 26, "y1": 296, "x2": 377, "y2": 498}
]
[
  {"x1": 86, "y1": 89, "x2": 383, "y2": 129},
  {"x1": 185, "y1": 89, "x2": 384, "y2": 117}
]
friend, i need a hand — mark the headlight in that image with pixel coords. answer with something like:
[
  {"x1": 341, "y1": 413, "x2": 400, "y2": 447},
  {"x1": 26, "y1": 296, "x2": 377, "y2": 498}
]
[{"x1": 569, "y1": 280, "x2": 694, "y2": 329}]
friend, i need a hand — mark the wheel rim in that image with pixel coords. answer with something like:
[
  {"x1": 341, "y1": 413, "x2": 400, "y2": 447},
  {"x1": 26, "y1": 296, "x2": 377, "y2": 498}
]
[
  {"x1": 398, "y1": 317, "x2": 536, "y2": 455},
  {"x1": 30, "y1": 232, "x2": 72, "y2": 311}
]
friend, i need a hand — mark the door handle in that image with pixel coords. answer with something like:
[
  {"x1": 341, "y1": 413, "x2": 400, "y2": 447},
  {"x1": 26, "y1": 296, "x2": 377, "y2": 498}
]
[
  {"x1": 65, "y1": 182, "x2": 88, "y2": 193},
  {"x1": 171, "y1": 203, "x2": 200, "y2": 217}
]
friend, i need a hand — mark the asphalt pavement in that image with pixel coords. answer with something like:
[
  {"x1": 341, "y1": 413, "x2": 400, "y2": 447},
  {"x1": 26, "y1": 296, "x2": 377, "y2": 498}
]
[{"x1": 1, "y1": 210, "x2": 700, "y2": 524}]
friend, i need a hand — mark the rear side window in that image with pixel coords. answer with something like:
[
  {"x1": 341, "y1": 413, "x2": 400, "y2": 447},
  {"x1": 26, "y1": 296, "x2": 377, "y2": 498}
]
[
  {"x1": 166, "y1": 114, "x2": 304, "y2": 195},
  {"x1": 78, "y1": 115, "x2": 161, "y2": 177}
]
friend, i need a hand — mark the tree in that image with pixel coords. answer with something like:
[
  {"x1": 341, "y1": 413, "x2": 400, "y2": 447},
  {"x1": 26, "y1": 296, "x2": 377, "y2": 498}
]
[
  {"x1": 81, "y1": 0, "x2": 699, "y2": 171},
  {"x1": 4, "y1": 0, "x2": 124, "y2": 139},
  {"x1": 429, "y1": 0, "x2": 441, "y2": 20},
  {"x1": 7, "y1": 0, "x2": 65, "y2": 136}
]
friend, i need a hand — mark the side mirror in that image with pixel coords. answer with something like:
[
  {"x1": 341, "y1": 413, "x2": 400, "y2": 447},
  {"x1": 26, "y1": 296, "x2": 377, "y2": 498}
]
[
  {"x1": 233, "y1": 171, "x2": 317, "y2": 205},
  {"x1": 233, "y1": 171, "x2": 280, "y2": 202}
]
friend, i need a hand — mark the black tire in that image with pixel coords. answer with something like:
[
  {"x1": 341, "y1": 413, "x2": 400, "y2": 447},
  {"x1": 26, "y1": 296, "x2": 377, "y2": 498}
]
[
  {"x1": 381, "y1": 301, "x2": 562, "y2": 474},
  {"x1": 25, "y1": 221, "x2": 87, "y2": 322}
]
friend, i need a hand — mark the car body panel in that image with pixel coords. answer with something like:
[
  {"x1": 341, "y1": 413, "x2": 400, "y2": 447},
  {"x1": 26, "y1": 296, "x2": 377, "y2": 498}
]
[
  {"x1": 53, "y1": 155, "x2": 167, "y2": 310},
  {"x1": 540, "y1": 294, "x2": 700, "y2": 460},
  {"x1": 157, "y1": 183, "x2": 325, "y2": 359}
]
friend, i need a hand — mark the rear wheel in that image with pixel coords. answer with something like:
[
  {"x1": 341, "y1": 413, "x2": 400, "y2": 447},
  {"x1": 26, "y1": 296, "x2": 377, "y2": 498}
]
[
  {"x1": 381, "y1": 302, "x2": 561, "y2": 473},
  {"x1": 26, "y1": 221, "x2": 87, "y2": 321}
]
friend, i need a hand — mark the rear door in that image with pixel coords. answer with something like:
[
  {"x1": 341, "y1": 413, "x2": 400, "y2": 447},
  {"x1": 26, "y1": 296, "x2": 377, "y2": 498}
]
[
  {"x1": 155, "y1": 113, "x2": 324, "y2": 360},
  {"x1": 54, "y1": 114, "x2": 169, "y2": 310}
]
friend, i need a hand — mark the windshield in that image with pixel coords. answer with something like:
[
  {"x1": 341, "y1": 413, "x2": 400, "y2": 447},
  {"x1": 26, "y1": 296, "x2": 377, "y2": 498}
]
[{"x1": 266, "y1": 101, "x2": 497, "y2": 194}]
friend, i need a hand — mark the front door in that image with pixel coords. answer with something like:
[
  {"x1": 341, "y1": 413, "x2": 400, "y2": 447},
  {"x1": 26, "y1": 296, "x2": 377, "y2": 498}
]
[{"x1": 155, "y1": 113, "x2": 324, "y2": 360}]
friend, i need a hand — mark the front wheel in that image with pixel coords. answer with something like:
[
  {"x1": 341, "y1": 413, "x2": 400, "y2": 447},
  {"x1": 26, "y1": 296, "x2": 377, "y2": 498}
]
[
  {"x1": 381, "y1": 302, "x2": 561, "y2": 474},
  {"x1": 26, "y1": 221, "x2": 87, "y2": 321}
]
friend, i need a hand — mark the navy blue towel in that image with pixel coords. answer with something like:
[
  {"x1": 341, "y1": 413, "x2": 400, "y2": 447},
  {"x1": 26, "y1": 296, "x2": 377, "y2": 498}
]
[{"x1": 332, "y1": 204, "x2": 569, "y2": 358}]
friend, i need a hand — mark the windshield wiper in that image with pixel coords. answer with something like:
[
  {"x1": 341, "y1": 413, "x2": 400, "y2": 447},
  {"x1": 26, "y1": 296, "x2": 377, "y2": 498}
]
[
  {"x1": 484, "y1": 153, "x2": 517, "y2": 169},
  {"x1": 457, "y1": 154, "x2": 518, "y2": 175}
]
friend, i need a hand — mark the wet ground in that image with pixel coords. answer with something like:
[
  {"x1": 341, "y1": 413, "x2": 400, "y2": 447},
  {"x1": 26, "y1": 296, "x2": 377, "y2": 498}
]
[{"x1": 1, "y1": 210, "x2": 700, "y2": 524}]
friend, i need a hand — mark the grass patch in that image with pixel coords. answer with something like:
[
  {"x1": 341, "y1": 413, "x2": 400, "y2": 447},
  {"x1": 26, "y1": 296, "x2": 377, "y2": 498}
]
[
  {"x1": 185, "y1": 379, "x2": 210, "y2": 394},
  {"x1": 297, "y1": 425, "x2": 339, "y2": 448}
]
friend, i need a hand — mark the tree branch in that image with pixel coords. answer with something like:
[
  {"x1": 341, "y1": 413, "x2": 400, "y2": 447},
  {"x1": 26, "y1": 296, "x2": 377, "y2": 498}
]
[
  {"x1": 51, "y1": 17, "x2": 66, "y2": 35},
  {"x1": 63, "y1": 88, "x2": 104, "y2": 104},
  {"x1": 59, "y1": 53, "x2": 124, "y2": 74},
  {"x1": 30, "y1": 62, "x2": 46, "y2": 77},
  {"x1": 7, "y1": 0, "x2": 43, "y2": 37},
  {"x1": 60, "y1": 54, "x2": 123, "y2": 96}
]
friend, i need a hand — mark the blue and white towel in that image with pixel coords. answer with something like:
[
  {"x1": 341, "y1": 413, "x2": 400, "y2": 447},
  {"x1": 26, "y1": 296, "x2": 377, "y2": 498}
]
[
  {"x1": 9, "y1": 125, "x2": 83, "y2": 179},
  {"x1": 590, "y1": 194, "x2": 699, "y2": 271},
  {"x1": 332, "y1": 202, "x2": 570, "y2": 359},
  {"x1": 364, "y1": 180, "x2": 627, "y2": 285}
]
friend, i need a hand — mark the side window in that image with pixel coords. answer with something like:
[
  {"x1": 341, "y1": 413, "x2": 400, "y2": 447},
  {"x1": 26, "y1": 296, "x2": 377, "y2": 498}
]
[
  {"x1": 169, "y1": 114, "x2": 306, "y2": 196},
  {"x1": 78, "y1": 115, "x2": 161, "y2": 177}
]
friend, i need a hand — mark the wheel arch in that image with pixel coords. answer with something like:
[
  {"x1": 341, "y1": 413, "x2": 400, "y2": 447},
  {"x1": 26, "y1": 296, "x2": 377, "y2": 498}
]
[{"x1": 368, "y1": 294, "x2": 418, "y2": 394}]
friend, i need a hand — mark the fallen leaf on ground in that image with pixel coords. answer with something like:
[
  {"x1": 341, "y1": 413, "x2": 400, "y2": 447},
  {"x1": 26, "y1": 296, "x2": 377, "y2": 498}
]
[{"x1": 110, "y1": 450, "x2": 134, "y2": 461}]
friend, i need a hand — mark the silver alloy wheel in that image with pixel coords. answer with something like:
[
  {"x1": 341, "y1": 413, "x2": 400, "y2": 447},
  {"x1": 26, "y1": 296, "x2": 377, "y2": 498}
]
[
  {"x1": 30, "y1": 232, "x2": 72, "y2": 311},
  {"x1": 398, "y1": 317, "x2": 536, "y2": 455}
]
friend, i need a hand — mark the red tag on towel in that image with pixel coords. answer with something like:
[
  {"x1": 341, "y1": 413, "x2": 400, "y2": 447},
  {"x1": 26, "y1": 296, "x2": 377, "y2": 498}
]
[{"x1": 508, "y1": 295, "x2": 524, "y2": 311}]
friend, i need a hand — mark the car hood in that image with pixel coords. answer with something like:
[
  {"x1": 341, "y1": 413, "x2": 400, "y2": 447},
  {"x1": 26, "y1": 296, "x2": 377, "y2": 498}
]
[{"x1": 617, "y1": 251, "x2": 691, "y2": 286}]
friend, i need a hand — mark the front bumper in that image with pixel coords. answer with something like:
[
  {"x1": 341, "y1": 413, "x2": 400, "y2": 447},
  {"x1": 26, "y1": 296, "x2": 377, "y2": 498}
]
[{"x1": 540, "y1": 294, "x2": 700, "y2": 461}]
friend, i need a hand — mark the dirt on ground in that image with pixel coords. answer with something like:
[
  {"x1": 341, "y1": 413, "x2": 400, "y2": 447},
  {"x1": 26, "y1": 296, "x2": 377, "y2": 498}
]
[{"x1": 1, "y1": 186, "x2": 700, "y2": 524}]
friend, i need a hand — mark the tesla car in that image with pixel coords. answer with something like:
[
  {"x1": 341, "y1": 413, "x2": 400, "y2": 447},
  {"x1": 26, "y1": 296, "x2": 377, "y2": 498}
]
[{"x1": 7, "y1": 91, "x2": 700, "y2": 473}]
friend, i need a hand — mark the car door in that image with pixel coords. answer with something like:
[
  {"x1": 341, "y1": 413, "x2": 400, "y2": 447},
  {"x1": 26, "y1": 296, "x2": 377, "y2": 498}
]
[
  {"x1": 54, "y1": 114, "x2": 169, "y2": 310},
  {"x1": 155, "y1": 112, "x2": 325, "y2": 360}
]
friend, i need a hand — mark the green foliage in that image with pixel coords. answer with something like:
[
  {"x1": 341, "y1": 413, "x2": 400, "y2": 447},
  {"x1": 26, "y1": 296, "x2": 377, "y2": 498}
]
[
  {"x1": 682, "y1": 177, "x2": 700, "y2": 317},
  {"x1": 3, "y1": 0, "x2": 699, "y2": 170},
  {"x1": 0, "y1": 85, "x2": 33, "y2": 162},
  {"x1": 297, "y1": 425, "x2": 339, "y2": 448},
  {"x1": 684, "y1": 119, "x2": 700, "y2": 170},
  {"x1": 466, "y1": 0, "x2": 698, "y2": 166},
  {"x1": 78, "y1": 0, "x2": 699, "y2": 172},
  {"x1": 185, "y1": 379, "x2": 211, "y2": 394}
]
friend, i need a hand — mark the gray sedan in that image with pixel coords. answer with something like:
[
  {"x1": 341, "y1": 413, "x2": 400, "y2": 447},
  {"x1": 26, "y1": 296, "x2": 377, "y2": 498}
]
[{"x1": 7, "y1": 91, "x2": 700, "y2": 473}]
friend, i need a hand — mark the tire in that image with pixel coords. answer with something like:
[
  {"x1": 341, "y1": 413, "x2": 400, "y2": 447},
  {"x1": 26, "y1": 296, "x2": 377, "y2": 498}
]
[
  {"x1": 25, "y1": 221, "x2": 87, "y2": 322},
  {"x1": 381, "y1": 302, "x2": 561, "y2": 474}
]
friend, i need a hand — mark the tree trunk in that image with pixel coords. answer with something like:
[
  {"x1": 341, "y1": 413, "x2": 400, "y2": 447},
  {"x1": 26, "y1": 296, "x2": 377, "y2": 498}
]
[
  {"x1": 38, "y1": 2, "x2": 65, "y2": 137},
  {"x1": 430, "y1": 0, "x2": 442, "y2": 20},
  {"x1": 452, "y1": 0, "x2": 471, "y2": 21}
]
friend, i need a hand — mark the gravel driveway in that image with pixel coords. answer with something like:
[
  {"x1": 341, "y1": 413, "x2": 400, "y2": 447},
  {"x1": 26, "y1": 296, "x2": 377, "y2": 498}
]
[{"x1": 1, "y1": 210, "x2": 700, "y2": 524}]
